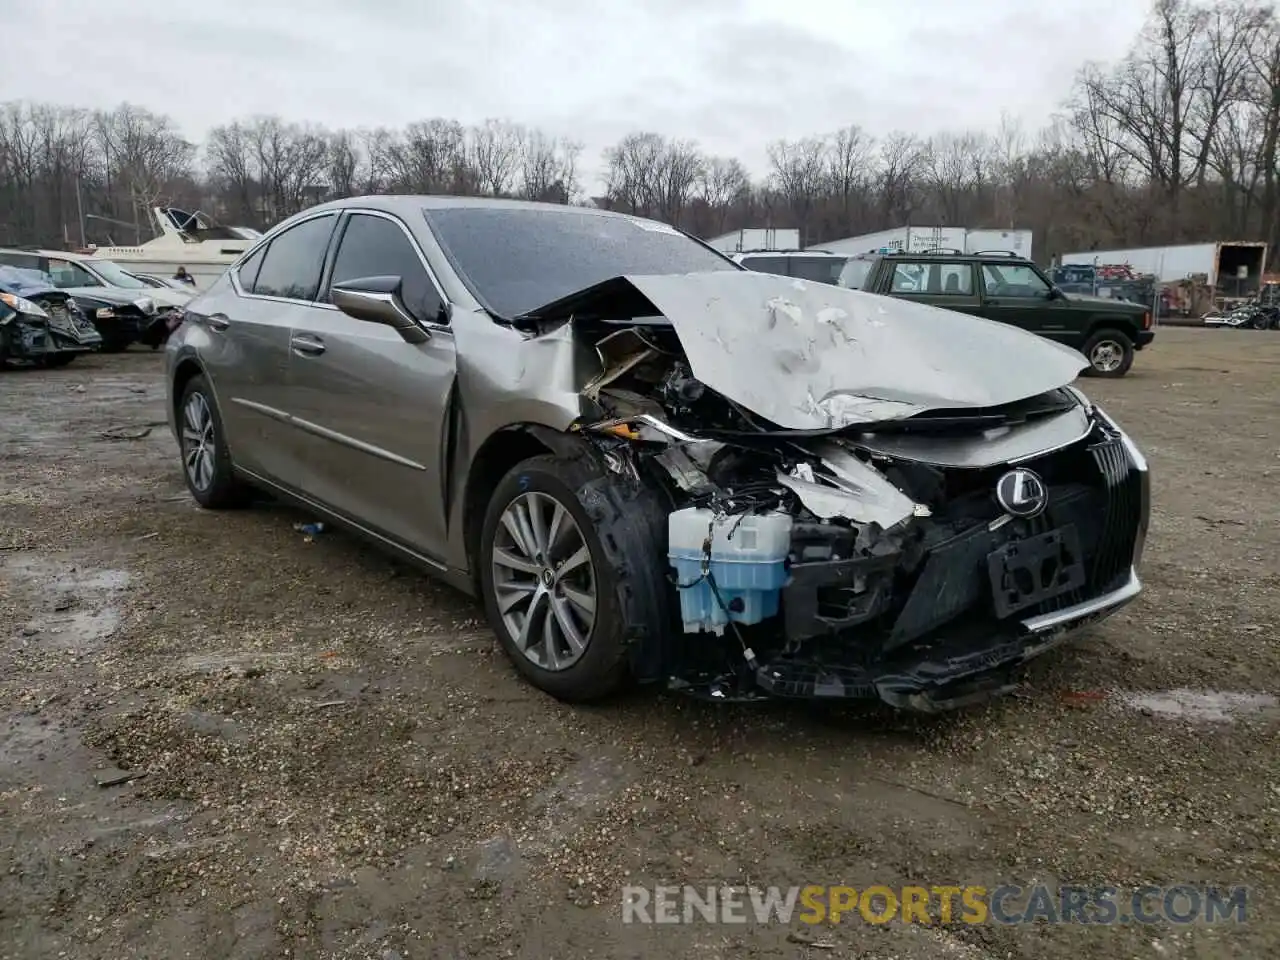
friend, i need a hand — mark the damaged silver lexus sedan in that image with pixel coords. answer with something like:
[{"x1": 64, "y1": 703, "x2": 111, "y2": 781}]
[{"x1": 166, "y1": 196, "x2": 1149, "y2": 711}]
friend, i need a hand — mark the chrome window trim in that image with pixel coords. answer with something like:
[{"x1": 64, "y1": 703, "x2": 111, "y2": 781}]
[
  {"x1": 325, "y1": 208, "x2": 452, "y2": 326},
  {"x1": 228, "y1": 207, "x2": 452, "y2": 332},
  {"x1": 228, "y1": 210, "x2": 338, "y2": 304}
]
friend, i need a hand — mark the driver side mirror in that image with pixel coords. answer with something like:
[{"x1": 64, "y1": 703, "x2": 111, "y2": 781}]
[
  {"x1": 1047, "y1": 286, "x2": 1066, "y2": 301},
  {"x1": 331, "y1": 275, "x2": 430, "y2": 344}
]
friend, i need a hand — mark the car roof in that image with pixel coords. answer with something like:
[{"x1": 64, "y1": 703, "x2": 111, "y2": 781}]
[
  {"x1": 302, "y1": 194, "x2": 653, "y2": 222},
  {"x1": 875, "y1": 250, "x2": 1032, "y2": 263},
  {"x1": 735, "y1": 249, "x2": 847, "y2": 258}
]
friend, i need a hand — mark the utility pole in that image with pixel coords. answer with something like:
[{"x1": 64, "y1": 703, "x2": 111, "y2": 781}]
[{"x1": 75, "y1": 177, "x2": 87, "y2": 248}]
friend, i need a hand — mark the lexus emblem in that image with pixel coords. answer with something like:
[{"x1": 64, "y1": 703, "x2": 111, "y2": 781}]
[{"x1": 995, "y1": 468, "x2": 1048, "y2": 518}]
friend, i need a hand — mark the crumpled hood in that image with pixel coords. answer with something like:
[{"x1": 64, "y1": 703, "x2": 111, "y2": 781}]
[{"x1": 622, "y1": 272, "x2": 1089, "y2": 430}]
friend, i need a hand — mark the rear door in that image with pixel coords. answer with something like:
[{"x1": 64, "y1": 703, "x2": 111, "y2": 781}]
[
  {"x1": 283, "y1": 210, "x2": 458, "y2": 560},
  {"x1": 198, "y1": 212, "x2": 339, "y2": 485},
  {"x1": 977, "y1": 261, "x2": 1071, "y2": 340}
]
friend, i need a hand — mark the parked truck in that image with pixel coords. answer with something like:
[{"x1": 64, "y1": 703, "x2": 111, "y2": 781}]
[
  {"x1": 1058, "y1": 241, "x2": 1268, "y2": 309},
  {"x1": 820, "y1": 226, "x2": 1034, "y2": 261},
  {"x1": 707, "y1": 228, "x2": 801, "y2": 254}
]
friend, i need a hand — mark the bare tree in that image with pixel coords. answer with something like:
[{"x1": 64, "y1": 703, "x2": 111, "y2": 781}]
[
  {"x1": 826, "y1": 125, "x2": 873, "y2": 230},
  {"x1": 469, "y1": 119, "x2": 521, "y2": 196},
  {"x1": 767, "y1": 136, "x2": 827, "y2": 243}
]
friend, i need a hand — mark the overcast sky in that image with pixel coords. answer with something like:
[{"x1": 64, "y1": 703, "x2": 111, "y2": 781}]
[{"x1": 10, "y1": 0, "x2": 1150, "y2": 188}]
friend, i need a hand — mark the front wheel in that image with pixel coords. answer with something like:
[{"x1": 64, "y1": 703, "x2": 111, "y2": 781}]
[
  {"x1": 44, "y1": 352, "x2": 78, "y2": 368},
  {"x1": 478, "y1": 454, "x2": 671, "y2": 702},
  {"x1": 178, "y1": 375, "x2": 252, "y2": 509},
  {"x1": 1081, "y1": 328, "x2": 1134, "y2": 378}
]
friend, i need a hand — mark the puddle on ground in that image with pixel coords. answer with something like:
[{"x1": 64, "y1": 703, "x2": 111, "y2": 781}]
[
  {"x1": 6, "y1": 554, "x2": 131, "y2": 651},
  {"x1": 1113, "y1": 688, "x2": 1279, "y2": 723}
]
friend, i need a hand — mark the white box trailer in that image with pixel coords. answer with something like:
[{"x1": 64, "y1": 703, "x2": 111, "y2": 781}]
[
  {"x1": 1058, "y1": 241, "x2": 1269, "y2": 298},
  {"x1": 819, "y1": 226, "x2": 1034, "y2": 260},
  {"x1": 707, "y1": 228, "x2": 801, "y2": 253}
]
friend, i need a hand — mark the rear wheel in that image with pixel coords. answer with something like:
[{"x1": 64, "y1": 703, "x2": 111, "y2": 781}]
[
  {"x1": 178, "y1": 374, "x2": 252, "y2": 509},
  {"x1": 1082, "y1": 328, "x2": 1134, "y2": 378},
  {"x1": 478, "y1": 454, "x2": 671, "y2": 702}
]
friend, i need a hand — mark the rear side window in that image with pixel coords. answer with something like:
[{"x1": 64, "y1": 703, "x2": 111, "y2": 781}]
[
  {"x1": 740, "y1": 255, "x2": 788, "y2": 275},
  {"x1": 327, "y1": 214, "x2": 445, "y2": 323},
  {"x1": 938, "y1": 264, "x2": 974, "y2": 294},
  {"x1": 889, "y1": 262, "x2": 927, "y2": 293},
  {"x1": 250, "y1": 214, "x2": 336, "y2": 301},
  {"x1": 0, "y1": 251, "x2": 40, "y2": 270},
  {"x1": 237, "y1": 246, "x2": 267, "y2": 291},
  {"x1": 788, "y1": 256, "x2": 847, "y2": 284}
]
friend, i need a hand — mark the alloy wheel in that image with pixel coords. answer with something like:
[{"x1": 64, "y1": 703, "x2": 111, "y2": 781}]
[
  {"x1": 182, "y1": 392, "x2": 216, "y2": 491},
  {"x1": 1090, "y1": 340, "x2": 1123, "y2": 373},
  {"x1": 490, "y1": 491, "x2": 597, "y2": 671}
]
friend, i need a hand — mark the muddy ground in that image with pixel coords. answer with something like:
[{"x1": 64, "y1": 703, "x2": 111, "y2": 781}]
[{"x1": 1, "y1": 328, "x2": 1277, "y2": 959}]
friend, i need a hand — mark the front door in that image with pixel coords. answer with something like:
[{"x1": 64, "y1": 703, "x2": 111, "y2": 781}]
[
  {"x1": 283, "y1": 211, "x2": 458, "y2": 560},
  {"x1": 978, "y1": 262, "x2": 1072, "y2": 342}
]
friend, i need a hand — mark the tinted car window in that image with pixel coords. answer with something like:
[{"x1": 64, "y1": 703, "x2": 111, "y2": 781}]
[
  {"x1": 424, "y1": 208, "x2": 738, "y2": 318},
  {"x1": 328, "y1": 214, "x2": 444, "y2": 323},
  {"x1": 0, "y1": 251, "x2": 40, "y2": 270},
  {"x1": 237, "y1": 246, "x2": 266, "y2": 291},
  {"x1": 837, "y1": 257, "x2": 873, "y2": 290},
  {"x1": 788, "y1": 256, "x2": 848, "y2": 285},
  {"x1": 251, "y1": 214, "x2": 336, "y2": 300},
  {"x1": 739, "y1": 255, "x2": 788, "y2": 275}
]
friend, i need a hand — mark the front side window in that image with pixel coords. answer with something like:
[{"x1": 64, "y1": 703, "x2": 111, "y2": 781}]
[
  {"x1": 982, "y1": 263, "x2": 1050, "y2": 298},
  {"x1": 328, "y1": 214, "x2": 445, "y2": 324},
  {"x1": 46, "y1": 259, "x2": 102, "y2": 289},
  {"x1": 250, "y1": 214, "x2": 336, "y2": 301}
]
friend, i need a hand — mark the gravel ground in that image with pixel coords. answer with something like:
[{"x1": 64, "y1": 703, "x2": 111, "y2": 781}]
[{"x1": 2, "y1": 328, "x2": 1278, "y2": 959}]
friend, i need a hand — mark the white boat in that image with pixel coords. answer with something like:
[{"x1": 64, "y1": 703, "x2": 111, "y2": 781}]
[{"x1": 85, "y1": 207, "x2": 262, "y2": 290}]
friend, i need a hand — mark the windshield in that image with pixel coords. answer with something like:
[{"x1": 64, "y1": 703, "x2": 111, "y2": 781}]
[
  {"x1": 837, "y1": 257, "x2": 874, "y2": 290},
  {"x1": 424, "y1": 207, "x2": 739, "y2": 318},
  {"x1": 87, "y1": 260, "x2": 149, "y2": 289}
]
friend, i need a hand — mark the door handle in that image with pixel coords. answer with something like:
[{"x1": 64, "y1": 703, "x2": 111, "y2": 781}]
[
  {"x1": 290, "y1": 333, "x2": 326, "y2": 357},
  {"x1": 206, "y1": 313, "x2": 230, "y2": 332}
]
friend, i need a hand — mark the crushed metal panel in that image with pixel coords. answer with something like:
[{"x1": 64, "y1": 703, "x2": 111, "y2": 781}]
[
  {"x1": 621, "y1": 271, "x2": 1089, "y2": 431},
  {"x1": 853, "y1": 404, "x2": 1093, "y2": 468},
  {"x1": 779, "y1": 441, "x2": 921, "y2": 527}
]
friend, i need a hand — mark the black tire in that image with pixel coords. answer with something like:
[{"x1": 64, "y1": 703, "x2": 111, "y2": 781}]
[
  {"x1": 44, "y1": 353, "x2": 78, "y2": 368},
  {"x1": 177, "y1": 374, "x2": 252, "y2": 509},
  {"x1": 1081, "y1": 328, "x2": 1134, "y2": 378},
  {"x1": 478, "y1": 453, "x2": 672, "y2": 702},
  {"x1": 98, "y1": 337, "x2": 131, "y2": 354}
]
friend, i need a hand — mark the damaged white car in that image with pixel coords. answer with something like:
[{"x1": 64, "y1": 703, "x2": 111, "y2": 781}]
[{"x1": 166, "y1": 197, "x2": 1149, "y2": 711}]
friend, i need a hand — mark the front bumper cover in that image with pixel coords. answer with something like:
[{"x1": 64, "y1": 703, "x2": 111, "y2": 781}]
[{"x1": 755, "y1": 568, "x2": 1141, "y2": 712}]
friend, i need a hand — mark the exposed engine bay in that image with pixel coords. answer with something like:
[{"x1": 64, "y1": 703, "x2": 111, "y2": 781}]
[{"x1": 545, "y1": 285, "x2": 1150, "y2": 711}]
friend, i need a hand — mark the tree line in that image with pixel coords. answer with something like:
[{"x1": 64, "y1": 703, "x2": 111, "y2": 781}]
[{"x1": 2, "y1": 0, "x2": 1277, "y2": 265}]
